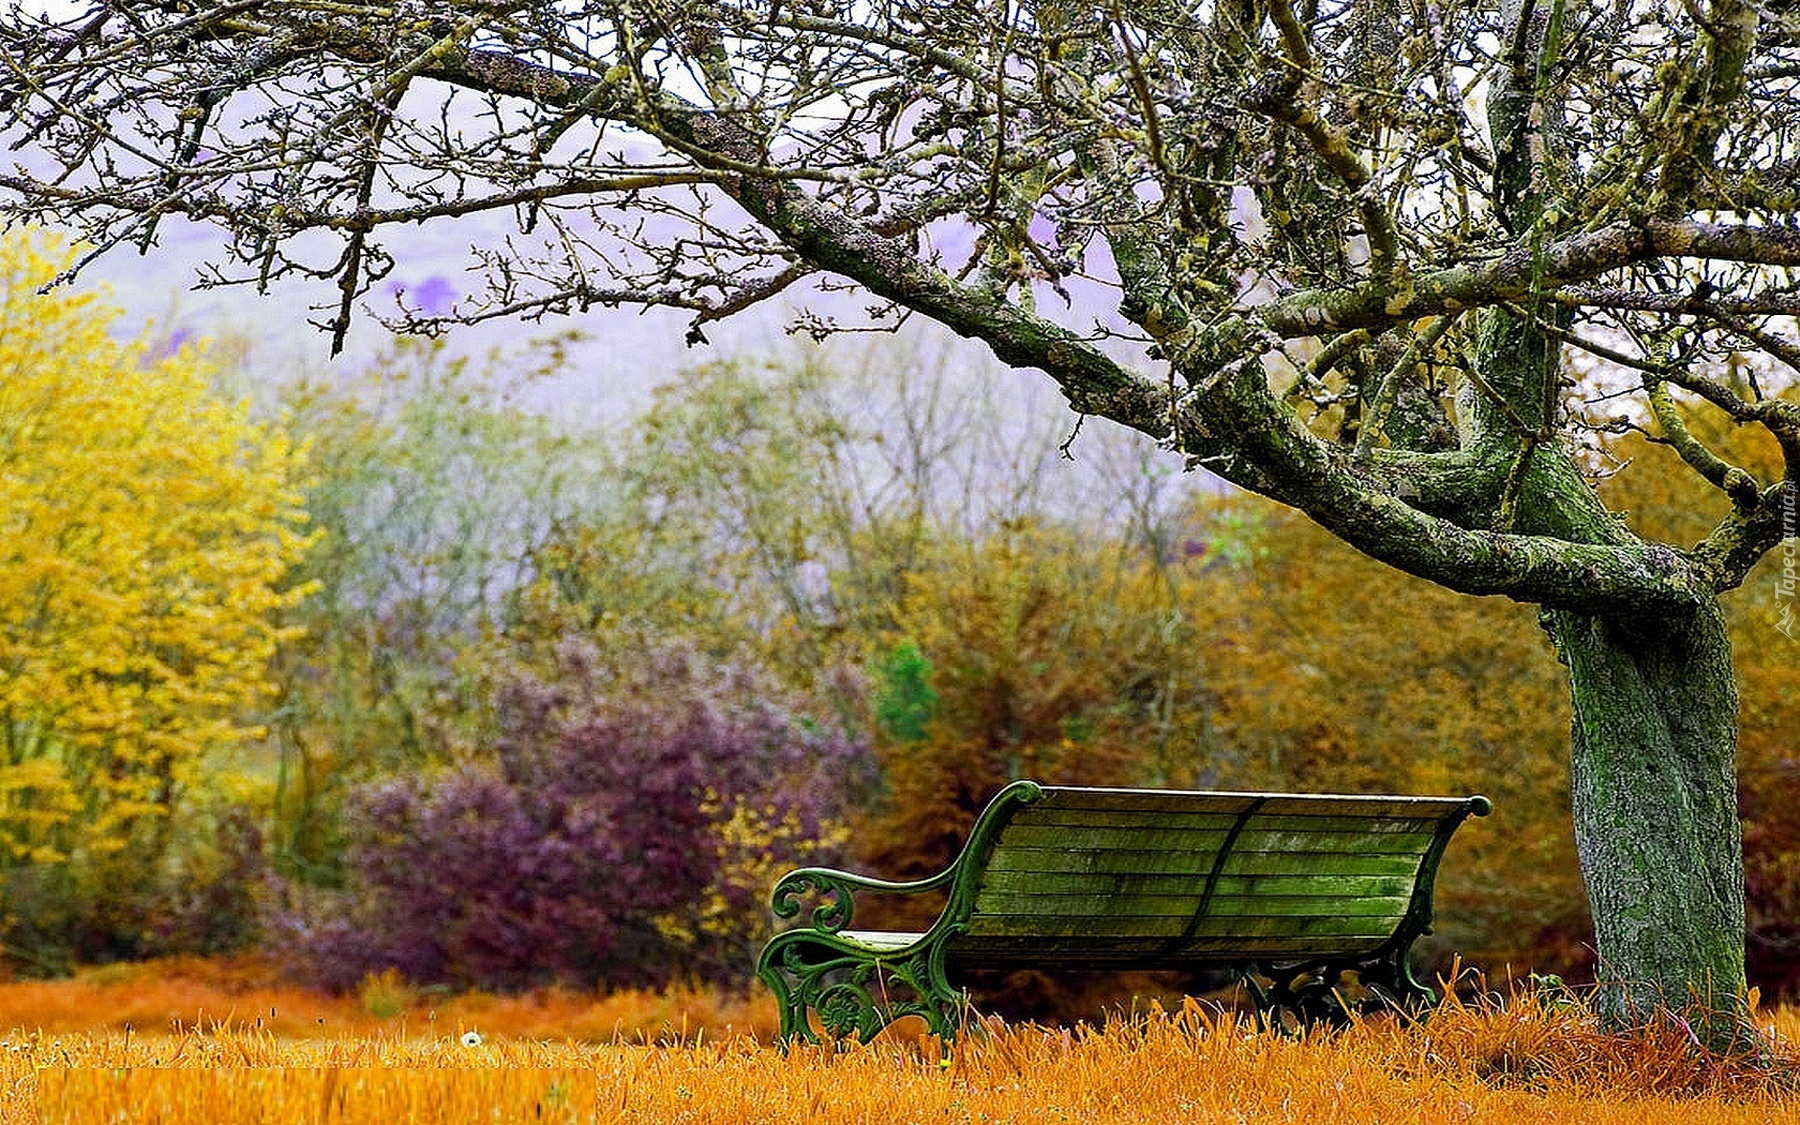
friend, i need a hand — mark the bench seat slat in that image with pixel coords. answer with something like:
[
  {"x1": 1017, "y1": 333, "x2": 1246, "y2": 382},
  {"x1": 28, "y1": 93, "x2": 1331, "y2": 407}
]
[
  {"x1": 1219, "y1": 852, "x2": 1429, "y2": 875},
  {"x1": 993, "y1": 844, "x2": 1437, "y2": 872},
  {"x1": 1250, "y1": 796, "x2": 1477, "y2": 818},
  {"x1": 1035, "y1": 788, "x2": 1474, "y2": 820},
  {"x1": 984, "y1": 847, "x2": 1426, "y2": 877},
  {"x1": 1012, "y1": 807, "x2": 1448, "y2": 835},
  {"x1": 995, "y1": 824, "x2": 1235, "y2": 850},
  {"x1": 976, "y1": 869, "x2": 1420, "y2": 898},
  {"x1": 945, "y1": 935, "x2": 1391, "y2": 965},
  {"x1": 1006, "y1": 808, "x2": 1245, "y2": 830},
  {"x1": 836, "y1": 930, "x2": 921, "y2": 951},
  {"x1": 983, "y1": 848, "x2": 1211, "y2": 876},
  {"x1": 1000, "y1": 817, "x2": 1432, "y2": 849},
  {"x1": 962, "y1": 913, "x2": 1402, "y2": 939},
  {"x1": 994, "y1": 824, "x2": 1441, "y2": 854},
  {"x1": 1235, "y1": 814, "x2": 1446, "y2": 834},
  {"x1": 1225, "y1": 828, "x2": 1440, "y2": 853},
  {"x1": 970, "y1": 890, "x2": 1415, "y2": 919},
  {"x1": 1034, "y1": 790, "x2": 1263, "y2": 814}
]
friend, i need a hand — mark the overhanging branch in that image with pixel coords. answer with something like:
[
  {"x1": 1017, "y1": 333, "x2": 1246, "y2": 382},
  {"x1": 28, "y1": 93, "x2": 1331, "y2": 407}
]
[{"x1": 1259, "y1": 218, "x2": 1800, "y2": 338}]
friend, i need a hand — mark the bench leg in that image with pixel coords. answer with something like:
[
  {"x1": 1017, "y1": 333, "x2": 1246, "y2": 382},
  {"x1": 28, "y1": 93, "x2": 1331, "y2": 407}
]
[
  {"x1": 1362, "y1": 944, "x2": 1438, "y2": 1021},
  {"x1": 1241, "y1": 963, "x2": 1356, "y2": 1033},
  {"x1": 1241, "y1": 947, "x2": 1437, "y2": 1033},
  {"x1": 756, "y1": 931, "x2": 964, "y2": 1049}
]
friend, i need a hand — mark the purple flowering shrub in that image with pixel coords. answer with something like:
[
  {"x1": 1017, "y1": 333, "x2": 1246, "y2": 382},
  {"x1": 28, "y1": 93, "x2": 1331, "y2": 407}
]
[{"x1": 280, "y1": 642, "x2": 872, "y2": 992}]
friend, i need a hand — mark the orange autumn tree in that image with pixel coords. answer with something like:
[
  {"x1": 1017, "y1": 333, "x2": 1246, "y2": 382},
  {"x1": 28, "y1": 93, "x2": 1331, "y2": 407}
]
[
  {"x1": 1179, "y1": 497, "x2": 1583, "y2": 975},
  {"x1": 859, "y1": 520, "x2": 1212, "y2": 913},
  {"x1": 0, "y1": 232, "x2": 311, "y2": 967}
]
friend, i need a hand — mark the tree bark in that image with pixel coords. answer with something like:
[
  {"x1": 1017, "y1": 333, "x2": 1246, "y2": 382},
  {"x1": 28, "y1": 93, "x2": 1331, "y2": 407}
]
[{"x1": 1544, "y1": 602, "x2": 1748, "y2": 1032}]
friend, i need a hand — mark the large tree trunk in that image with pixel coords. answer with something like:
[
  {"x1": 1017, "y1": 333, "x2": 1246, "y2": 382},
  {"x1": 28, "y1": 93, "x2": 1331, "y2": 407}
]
[{"x1": 1543, "y1": 602, "x2": 1747, "y2": 1033}]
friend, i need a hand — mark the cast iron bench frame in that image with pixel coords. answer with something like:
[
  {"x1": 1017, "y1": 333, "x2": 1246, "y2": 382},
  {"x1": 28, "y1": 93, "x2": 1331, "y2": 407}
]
[{"x1": 755, "y1": 779, "x2": 1490, "y2": 1044}]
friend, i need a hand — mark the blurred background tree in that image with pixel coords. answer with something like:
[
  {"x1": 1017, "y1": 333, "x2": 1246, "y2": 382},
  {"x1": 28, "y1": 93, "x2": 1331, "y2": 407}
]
[
  {"x1": 0, "y1": 231, "x2": 311, "y2": 971},
  {"x1": 269, "y1": 336, "x2": 607, "y2": 883}
]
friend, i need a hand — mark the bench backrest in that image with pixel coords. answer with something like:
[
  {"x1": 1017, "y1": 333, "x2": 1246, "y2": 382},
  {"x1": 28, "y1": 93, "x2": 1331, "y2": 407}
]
[{"x1": 941, "y1": 781, "x2": 1489, "y2": 968}]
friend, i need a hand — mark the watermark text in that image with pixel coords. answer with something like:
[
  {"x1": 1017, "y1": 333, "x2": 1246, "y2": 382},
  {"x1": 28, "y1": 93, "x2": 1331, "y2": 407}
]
[{"x1": 1778, "y1": 484, "x2": 1797, "y2": 638}]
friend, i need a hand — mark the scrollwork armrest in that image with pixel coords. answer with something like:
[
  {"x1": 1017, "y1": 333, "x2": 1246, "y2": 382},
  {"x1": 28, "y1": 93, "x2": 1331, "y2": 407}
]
[{"x1": 769, "y1": 864, "x2": 959, "y2": 934}]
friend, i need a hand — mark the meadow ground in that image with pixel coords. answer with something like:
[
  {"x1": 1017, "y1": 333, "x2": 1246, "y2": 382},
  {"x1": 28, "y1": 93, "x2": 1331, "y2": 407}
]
[{"x1": 2, "y1": 959, "x2": 1798, "y2": 1123}]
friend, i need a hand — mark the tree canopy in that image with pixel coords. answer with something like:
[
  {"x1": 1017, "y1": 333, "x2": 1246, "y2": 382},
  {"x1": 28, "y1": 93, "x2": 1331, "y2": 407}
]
[
  {"x1": 1, "y1": 1, "x2": 1793, "y2": 602},
  {"x1": 4, "y1": 0, "x2": 1800, "y2": 1034}
]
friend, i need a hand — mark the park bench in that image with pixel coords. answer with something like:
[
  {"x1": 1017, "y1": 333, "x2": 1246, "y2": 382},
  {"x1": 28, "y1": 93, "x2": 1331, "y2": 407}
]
[{"x1": 755, "y1": 779, "x2": 1490, "y2": 1044}]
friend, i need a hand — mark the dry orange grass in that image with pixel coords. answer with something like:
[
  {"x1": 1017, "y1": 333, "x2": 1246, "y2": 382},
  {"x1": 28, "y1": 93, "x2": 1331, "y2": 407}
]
[
  {"x1": 0, "y1": 956, "x2": 777, "y2": 1042},
  {"x1": 2, "y1": 964, "x2": 1798, "y2": 1123}
]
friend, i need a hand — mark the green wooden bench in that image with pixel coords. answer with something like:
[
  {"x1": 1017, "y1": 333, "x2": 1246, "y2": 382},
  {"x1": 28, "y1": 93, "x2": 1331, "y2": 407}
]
[{"x1": 755, "y1": 779, "x2": 1490, "y2": 1044}]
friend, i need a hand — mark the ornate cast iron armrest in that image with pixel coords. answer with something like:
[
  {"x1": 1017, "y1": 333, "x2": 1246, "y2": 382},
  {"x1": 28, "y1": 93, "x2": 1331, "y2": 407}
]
[{"x1": 769, "y1": 864, "x2": 961, "y2": 935}]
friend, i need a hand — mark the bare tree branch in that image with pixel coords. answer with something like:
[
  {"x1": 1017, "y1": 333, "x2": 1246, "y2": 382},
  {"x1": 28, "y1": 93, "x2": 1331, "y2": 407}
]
[{"x1": 3, "y1": 0, "x2": 1799, "y2": 613}]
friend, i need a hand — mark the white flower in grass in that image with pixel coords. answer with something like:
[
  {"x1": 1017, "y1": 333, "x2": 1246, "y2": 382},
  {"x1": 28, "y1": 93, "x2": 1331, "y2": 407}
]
[{"x1": 461, "y1": 1031, "x2": 483, "y2": 1048}]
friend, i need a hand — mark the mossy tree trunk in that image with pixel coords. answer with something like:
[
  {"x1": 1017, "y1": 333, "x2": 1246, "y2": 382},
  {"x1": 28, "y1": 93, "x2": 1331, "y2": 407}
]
[{"x1": 1547, "y1": 605, "x2": 1747, "y2": 1027}]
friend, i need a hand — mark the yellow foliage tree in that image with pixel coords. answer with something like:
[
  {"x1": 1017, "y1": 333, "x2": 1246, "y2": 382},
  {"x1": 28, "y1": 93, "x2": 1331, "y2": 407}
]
[{"x1": 0, "y1": 231, "x2": 311, "y2": 918}]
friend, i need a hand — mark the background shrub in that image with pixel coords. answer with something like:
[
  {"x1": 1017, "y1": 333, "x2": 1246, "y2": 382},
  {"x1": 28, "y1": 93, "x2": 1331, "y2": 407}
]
[{"x1": 278, "y1": 642, "x2": 872, "y2": 992}]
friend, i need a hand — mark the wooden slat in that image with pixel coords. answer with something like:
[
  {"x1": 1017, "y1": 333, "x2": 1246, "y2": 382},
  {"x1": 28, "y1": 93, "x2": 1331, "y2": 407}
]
[
  {"x1": 1184, "y1": 915, "x2": 1399, "y2": 940},
  {"x1": 947, "y1": 938, "x2": 1185, "y2": 964},
  {"x1": 1225, "y1": 827, "x2": 1439, "y2": 855},
  {"x1": 964, "y1": 914, "x2": 1192, "y2": 938},
  {"x1": 964, "y1": 912, "x2": 1400, "y2": 940},
  {"x1": 1035, "y1": 787, "x2": 1474, "y2": 820},
  {"x1": 1191, "y1": 893, "x2": 1411, "y2": 919},
  {"x1": 971, "y1": 890, "x2": 1201, "y2": 918},
  {"x1": 1218, "y1": 852, "x2": 1425, "y2": 877},
  {"x1": 1006, "y1": 806, "x2": 1244, "y2": 831},
  {"x1": 947, "y1": 934, "x2": 1390, "y2": 965},
  {"x1": 1210, "y1": 873, "x2": 1418, "y2": 897},
  {"x1": 994, "y1": 823, "x2": 1234, "y2": 851},
  {"x1": 975, "y1": 869, "x2": 1418, "y2": 899},
  {"x1": 971, "y1": 890, "x2": 1411, "y2": 919},
  {"x1": 1253, "y1": 795, "x2": 1475, "y2": 818},
  {"x1": 975, "y1": 870, "x2": 1206, "y2": 896},
  {"x1": 837, "y1": 930, "x2": 924, "y2": 952},
  {"x1": 986, "y1": 847, "x2": 1425, "y2": 879},
  {"x1": 983, "y1": 846, "x2": 1216, "y2": 877},
  {"x1": 1241, "y1": 814, "x2": 1442, "y2": 834},
  {"x1": 1035, "y1": 789, "x2": 1261, "y2": 815},
  {"x1": 964, "y1": 918, "x2": 1396, "y2": 943}
]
